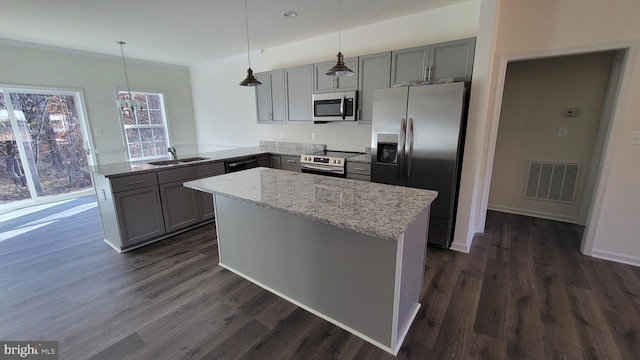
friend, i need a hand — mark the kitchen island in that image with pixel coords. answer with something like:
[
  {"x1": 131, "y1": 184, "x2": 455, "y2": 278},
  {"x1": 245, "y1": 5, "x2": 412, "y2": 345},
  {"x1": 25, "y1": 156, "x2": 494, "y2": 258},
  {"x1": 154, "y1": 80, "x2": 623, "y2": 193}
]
[{"x1": 184, "y1": 168, "x2": 437, "y2": 355}]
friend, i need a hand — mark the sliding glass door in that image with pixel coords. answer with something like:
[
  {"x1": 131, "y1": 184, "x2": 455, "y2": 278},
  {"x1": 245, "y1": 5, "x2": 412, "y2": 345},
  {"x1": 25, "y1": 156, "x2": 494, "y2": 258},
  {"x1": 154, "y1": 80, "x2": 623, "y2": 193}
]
[{"x1": 0, "y1": 87, "x2": 95, "y2": 211}]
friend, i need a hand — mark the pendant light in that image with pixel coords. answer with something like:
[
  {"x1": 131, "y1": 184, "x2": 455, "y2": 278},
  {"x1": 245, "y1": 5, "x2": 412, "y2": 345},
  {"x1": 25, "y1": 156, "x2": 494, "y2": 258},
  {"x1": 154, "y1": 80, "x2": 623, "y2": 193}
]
[
  {"x1": 115, "y1": 41, "x2": 145, "y2": 111},
  {"x1": 239, "y1": 0, "x2": 262, "y2": 86},
  {"x1": 325, "y1": 0, "x2": 354, "y2": 77}
]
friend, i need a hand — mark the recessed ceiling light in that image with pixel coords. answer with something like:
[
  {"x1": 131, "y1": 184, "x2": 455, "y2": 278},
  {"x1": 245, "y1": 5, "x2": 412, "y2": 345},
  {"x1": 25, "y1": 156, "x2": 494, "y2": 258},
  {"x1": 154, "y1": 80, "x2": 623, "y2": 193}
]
[{"x1": 282, "y1": 10, "x2": 298, "y2": 18}]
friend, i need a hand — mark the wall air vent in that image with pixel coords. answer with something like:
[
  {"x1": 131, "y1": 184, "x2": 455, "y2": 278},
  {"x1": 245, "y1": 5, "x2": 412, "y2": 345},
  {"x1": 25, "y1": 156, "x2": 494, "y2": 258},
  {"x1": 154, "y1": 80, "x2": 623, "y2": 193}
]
[{"x1": 524, "y1": 161, "x2": 581, "y2": 204}]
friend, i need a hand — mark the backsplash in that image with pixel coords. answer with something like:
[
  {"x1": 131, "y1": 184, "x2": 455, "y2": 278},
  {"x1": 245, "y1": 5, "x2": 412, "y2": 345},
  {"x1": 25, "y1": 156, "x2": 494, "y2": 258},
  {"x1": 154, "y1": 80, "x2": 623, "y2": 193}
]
[{"x1": 260, "y1": 141, "x2": 325, "y2": 153}]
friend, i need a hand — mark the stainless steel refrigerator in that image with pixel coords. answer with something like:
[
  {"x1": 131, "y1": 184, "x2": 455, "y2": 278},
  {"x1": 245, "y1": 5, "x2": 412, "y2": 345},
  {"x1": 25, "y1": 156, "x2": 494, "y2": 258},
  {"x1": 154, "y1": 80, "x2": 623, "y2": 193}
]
[{"x1": 370, "y1": 82, "x2": 468, "y2": 248}]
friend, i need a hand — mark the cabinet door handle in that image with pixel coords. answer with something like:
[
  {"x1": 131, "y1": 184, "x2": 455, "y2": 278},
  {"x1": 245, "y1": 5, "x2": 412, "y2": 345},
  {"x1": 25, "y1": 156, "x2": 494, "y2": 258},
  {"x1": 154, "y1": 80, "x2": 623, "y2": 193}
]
[
  {"x1": 127, "y1": 180, "x2": 145, "y2": 185},
  {"x1": 101, "y1": 189, "x2": 107, "y2": 201},
  {"x1": 427, "y1": 66, "x2": 432, "y2": 81},
  {"x1": 286, "y1": 160, "x2": 296, "y2": 163},
  {"x1": 354, "y1": 167, "x2": 366, "y2": 171}
]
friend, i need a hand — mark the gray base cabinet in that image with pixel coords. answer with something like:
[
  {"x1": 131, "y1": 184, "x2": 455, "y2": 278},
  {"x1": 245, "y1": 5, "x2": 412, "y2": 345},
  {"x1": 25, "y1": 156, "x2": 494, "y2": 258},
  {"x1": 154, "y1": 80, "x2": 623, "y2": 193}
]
[
  {"x1": 114, "y1": 186, "x2": 165, "y2": 247},
  {"x1": 346, "y1": 162, "x2": 371, "y2": 181},
  {"x1": 313, "y1": 57, "x2": 359, "y2": 93},
  {"x1": 280, "y1": 155, "x2": 301, "y2": 172},
  {"x1": 198, "y1": 191, "x2": 215, "y2": 220},
  {"x1": 92, "y1": 161, "x2": 225, "y2": 252},
  {"x1": 159, "y1": 180, "x2": 200, "y2": 233},
  {"x1": 269, "y1": 155, "x2": 282, "y2": 169}
]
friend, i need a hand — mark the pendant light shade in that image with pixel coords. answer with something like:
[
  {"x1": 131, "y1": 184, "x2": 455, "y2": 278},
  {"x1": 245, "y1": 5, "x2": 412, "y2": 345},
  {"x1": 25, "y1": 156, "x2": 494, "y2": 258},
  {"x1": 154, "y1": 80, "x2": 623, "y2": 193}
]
[
  {"x1": 325, "y1": 0, "x2": 354, "y2": 77},
  {"x1": 325, "y1": 52, "x2": 354, "y2": 77},
  {"x1": 239, "y1": 67, "x2": 261, "y2": 86},
  {"x1": 240, "y1": 0, "x2": 262, "y2": 87}
]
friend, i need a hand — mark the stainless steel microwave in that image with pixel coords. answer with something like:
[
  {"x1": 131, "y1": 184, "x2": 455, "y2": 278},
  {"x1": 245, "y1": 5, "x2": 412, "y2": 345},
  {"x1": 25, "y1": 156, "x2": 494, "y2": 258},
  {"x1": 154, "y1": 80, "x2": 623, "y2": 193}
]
[{"x1": 312, "y1": 91, "x2": 357, "y2": 122}]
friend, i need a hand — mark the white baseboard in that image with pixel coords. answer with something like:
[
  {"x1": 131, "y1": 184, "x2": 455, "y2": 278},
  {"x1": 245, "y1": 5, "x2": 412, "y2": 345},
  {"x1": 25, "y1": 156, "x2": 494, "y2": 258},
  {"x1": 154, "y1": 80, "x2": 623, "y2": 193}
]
[
  {"x1": 591, "y1": 249, "x2": 640, "y2": 267},
  {"x1": 487, "y1": 204, "x2": 579, "y2": 224},
  {"x1": 450, "y1": 241, "x2": 470, "y2": 253}
]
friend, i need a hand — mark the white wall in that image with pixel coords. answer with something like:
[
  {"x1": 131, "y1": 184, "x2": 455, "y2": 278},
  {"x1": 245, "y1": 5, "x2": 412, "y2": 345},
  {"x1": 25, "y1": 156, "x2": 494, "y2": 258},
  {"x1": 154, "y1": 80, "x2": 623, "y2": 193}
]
[
  {"x1": 0, "y1": 41, "x2": 197, "y2": 164},
  {"x1": 488, "y1": 53, "x2": 614, "y2": 223},
  {"x1": 463, "y1": 0, "x2": 640, "y2": 265},
  {"x1": 190, "y1": 0, "x2": 480, "y2": 152}
]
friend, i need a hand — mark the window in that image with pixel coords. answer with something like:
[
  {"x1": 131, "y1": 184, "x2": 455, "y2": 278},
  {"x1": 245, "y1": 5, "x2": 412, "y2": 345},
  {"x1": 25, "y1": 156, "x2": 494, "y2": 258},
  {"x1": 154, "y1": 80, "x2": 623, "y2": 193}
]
[
  {"x1": 0, "y1": 87, "x2": 94, "y2": 209},
  {"x1": 118, "y1": 91, "x2": 170, "y2": 161}
]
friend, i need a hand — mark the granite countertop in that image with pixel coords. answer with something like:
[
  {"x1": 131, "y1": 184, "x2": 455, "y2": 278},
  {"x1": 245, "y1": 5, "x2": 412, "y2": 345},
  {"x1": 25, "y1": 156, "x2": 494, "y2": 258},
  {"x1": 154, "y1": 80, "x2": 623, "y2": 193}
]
[
  {"x1": 84, "y1": 143, "x2": 324, "y2": 178},
  {"x1": 346, "y1": 154, "x2": 371, "y2": 164},
  {"x1": 184, "y1": 167, "x2": 437, "y2": 241}
]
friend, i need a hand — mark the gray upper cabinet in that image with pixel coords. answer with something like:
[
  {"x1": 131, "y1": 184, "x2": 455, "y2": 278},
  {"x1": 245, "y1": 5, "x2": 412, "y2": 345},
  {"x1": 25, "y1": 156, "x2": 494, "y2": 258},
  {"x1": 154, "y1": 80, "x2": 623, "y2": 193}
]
[
  {"x1": 429, "y1": 37, "x2": 476, "y2": 82},
  {"x1": 313, "y1": 57, "x2": 359, "y2": 93},
  {"x1": 285, "y1": 65, "x2": 313, "y2": 122},
  {"x1": 256, "y1": 70, "x2": 285, "y2": 124},
  {"x1": 391, "y1": 45, "x2": 429, "y2": 85},
  {"x1": 391, "y1": 38, "x2": 476, "y2": 86},
  {"x1": 358, "y1": 52, "x2": 391, "y2": 123}
]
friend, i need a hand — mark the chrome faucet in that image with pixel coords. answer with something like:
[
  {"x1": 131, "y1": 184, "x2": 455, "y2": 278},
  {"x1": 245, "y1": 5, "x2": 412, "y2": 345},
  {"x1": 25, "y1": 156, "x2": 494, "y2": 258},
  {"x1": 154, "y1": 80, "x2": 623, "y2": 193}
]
[{"x1": 168, "y1": 146, "x2": 177, "y2": 160}]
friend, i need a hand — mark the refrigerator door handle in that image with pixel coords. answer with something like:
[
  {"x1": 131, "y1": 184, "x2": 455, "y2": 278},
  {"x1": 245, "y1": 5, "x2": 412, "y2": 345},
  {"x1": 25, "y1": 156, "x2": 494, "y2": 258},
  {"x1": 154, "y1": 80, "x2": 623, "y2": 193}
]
[
  {"x1": 406, "y1": 118, "x2": 414, "y2": 180},
  {"x1": 400, "y1": 117, "x2": 407, "y2": 179}
]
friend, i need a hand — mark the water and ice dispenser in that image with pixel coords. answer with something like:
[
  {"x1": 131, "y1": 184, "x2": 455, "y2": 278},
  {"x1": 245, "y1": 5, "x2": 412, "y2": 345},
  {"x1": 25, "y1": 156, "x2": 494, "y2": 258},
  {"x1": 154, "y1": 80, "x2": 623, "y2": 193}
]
[{"x1": 376, "y1": 134, "x2": 399, "y2": 164}]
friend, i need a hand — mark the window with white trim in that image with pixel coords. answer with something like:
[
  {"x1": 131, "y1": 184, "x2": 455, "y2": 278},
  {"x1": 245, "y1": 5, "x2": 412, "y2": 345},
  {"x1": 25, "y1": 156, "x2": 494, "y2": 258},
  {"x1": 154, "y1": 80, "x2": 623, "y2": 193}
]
[{"x1": 118, "y1": 91, "x2": 170, "y2": 161}]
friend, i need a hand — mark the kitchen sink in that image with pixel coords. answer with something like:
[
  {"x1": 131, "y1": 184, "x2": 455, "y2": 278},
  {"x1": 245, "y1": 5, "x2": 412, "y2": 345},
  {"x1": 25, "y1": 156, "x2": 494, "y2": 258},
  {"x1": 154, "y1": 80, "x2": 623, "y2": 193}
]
[
  {"x1": 148, "y1": 160, "x2": 182, "y2": 166},
  {"x1": 148, "y1": 157, "x2": 209, "y2": 166},
  {"x1": 179, "y1": 157, "x2": 209, "y2": 163}
]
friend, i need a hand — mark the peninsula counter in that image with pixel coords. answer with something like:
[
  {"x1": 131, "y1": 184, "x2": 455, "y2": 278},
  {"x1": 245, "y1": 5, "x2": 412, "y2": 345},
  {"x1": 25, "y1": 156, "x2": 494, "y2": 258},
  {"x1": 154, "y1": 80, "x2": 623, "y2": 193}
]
[{"x1": 184, "y1": 167, "x2": 437, "y2": 355}]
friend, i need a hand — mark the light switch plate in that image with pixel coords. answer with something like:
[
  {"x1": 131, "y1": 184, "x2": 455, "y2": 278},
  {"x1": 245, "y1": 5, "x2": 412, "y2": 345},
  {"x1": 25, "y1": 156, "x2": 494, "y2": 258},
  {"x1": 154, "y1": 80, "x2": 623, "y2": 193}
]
[
  {"x1": 558, "y1": 127, "x2": 568, "y2": 137},
  {"x1": 631, "y1": 131, "x2": 640, "y2": 145}
]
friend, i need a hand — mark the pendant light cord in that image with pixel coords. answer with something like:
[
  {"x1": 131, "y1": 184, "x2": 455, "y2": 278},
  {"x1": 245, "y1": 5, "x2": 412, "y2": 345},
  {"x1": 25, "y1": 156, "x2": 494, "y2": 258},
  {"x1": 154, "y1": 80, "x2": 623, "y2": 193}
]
[
  {"x1": 338, "y1": 0, "x2": 342, "y2": 52},
  {"x1": 118, "y1": 41, "x2": 133, "y2": 100},
  {"x1": 244, "y1": 0, "x2": 251, "y2": 68}
]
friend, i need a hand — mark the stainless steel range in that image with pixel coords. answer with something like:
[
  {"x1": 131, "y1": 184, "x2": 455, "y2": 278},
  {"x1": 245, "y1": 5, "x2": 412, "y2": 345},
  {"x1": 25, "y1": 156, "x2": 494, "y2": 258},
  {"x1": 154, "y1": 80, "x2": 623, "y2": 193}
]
[{"x1": 300, "y1": 151, "x2": 360, "y2": 178}]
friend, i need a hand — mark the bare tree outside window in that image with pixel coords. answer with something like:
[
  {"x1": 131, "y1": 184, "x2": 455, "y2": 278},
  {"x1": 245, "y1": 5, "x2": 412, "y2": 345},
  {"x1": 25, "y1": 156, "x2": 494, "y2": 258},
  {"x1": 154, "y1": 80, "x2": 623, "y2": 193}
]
[{"x1": 0, "y1": 89, "x2": 92, "y2": 205}]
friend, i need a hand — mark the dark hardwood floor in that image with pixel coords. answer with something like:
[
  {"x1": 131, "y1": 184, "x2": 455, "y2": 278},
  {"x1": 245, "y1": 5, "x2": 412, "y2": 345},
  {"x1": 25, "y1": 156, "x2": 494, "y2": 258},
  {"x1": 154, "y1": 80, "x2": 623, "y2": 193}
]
[{"x1": 1, "y1": 196, "x2": 639, "y2": 359}]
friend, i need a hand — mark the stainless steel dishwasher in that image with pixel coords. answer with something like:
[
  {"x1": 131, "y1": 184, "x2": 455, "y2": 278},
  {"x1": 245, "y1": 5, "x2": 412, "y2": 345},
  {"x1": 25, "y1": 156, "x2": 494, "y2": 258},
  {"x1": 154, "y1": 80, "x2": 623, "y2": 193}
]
[{"x1": 224, "y1": 156, "x2": 260, "y2": 173}]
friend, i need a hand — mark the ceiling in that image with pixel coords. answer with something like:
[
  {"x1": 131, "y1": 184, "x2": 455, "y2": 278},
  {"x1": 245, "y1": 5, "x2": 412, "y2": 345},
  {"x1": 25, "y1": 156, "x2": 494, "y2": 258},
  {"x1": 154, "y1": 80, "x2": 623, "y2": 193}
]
[{"x1": 0, "y1": 0, "x2": 467, "y2": 66}]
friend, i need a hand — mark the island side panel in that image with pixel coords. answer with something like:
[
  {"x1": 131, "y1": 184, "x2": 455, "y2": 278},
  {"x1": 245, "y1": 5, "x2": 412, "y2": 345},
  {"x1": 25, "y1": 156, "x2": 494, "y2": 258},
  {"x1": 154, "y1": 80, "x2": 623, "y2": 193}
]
[
  {"x1": 214, "y1": 195, "x2": 397, "y2": 348},
  {"x1": 394, "y1": 206, "x2": 430, "y2": 351},
  {"x1": 91, "y1": 173, "x2": 122, "y2": 251}
]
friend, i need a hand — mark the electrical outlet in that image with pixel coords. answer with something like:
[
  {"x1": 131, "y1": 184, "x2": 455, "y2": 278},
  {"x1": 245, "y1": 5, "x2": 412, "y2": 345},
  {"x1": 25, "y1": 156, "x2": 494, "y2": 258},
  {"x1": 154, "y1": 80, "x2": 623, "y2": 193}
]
[
  {"x1": 631, "y1": 131, "x2": 640, "y2": 145},
  {"x1": 558, "y1": 127, "x2": 568, "y2": 137},
  {"x1": 564, "y1": 108, "x2": 581, "y2": 117},
  {"x1": 311, "y1": 133, "x2": 316, "y2": 140},
  {"x1": 278, "y1": 131, "x2": 284, "y2": 139}
]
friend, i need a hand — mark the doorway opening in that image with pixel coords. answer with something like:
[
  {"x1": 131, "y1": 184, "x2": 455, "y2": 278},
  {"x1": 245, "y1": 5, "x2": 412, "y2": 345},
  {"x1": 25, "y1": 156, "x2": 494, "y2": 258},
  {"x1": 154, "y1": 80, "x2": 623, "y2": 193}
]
[
  {"x1": 480, "y1": 48, "x2": 629, "y2": 255},
  {"x1": 0, "y1": 87, "x2": 95, "y2": 213},
  {"x1": 483, "y1": 47, "x2": 628, "y2": 255}
]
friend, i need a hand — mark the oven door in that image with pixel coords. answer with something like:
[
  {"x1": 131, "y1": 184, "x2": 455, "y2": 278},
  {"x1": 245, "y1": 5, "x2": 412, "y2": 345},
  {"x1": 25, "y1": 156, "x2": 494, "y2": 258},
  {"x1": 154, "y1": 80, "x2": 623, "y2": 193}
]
[{"x1": 301, "y1": 163, "x2": 346, "y2": 178}]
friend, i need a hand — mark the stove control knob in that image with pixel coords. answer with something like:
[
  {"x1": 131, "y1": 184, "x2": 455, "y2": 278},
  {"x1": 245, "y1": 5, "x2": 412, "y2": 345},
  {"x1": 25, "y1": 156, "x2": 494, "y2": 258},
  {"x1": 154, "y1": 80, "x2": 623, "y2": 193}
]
[{"x1": 336, "y1": 159, "x2": 341, "y2": 164}]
